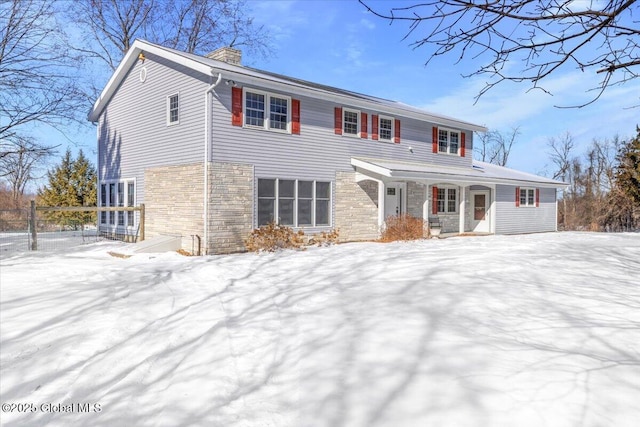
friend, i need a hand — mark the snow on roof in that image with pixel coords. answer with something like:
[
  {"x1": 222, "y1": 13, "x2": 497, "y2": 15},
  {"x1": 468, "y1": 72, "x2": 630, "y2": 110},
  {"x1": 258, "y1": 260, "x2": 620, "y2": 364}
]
[{"x1": 352, "y1": 157, "x2": 567, "y2": 188}]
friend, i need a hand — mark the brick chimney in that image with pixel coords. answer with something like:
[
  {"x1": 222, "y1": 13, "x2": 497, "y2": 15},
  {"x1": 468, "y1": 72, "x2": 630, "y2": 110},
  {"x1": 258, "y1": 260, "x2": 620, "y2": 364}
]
[{"x1": 206, "y1": 47, "x2": 242, "y2": 65}]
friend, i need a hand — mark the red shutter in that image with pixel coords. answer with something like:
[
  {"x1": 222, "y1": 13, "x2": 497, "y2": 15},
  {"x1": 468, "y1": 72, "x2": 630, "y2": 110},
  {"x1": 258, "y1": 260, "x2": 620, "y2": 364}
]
[
  {"x1": 515, "y1": 187, "x2": 520, "y2": 207},
  {"x1": 394, "y1": 119, "x2": 401, "y2": 144},
  {"x1": 231, "y1": 87, "x2": 242, "y2": 126},
  {"x1": 432, "y1": 186, "x2": 438, "y2": 215},
  {"x1": 371, "y1": 114, "x2": 379, "y2": 140},
  {"x1": 536, "y1": 188, "x2": 540, "y2": 207},
  {"x1": 432, "y1": 127, "x2": 438, "y2": 153},
  {"x1": 292, "y1": 99, "x2": 300, "y2": 135},
  {"x1": 460, "y1": 132, "x2": 466, "y2": 157},
  {"x1": 361, "y1": 112, "x2": 368, "y2": 139},
  {"x1": 334, "y1": 107, "x2": 342, "y2": 135}
]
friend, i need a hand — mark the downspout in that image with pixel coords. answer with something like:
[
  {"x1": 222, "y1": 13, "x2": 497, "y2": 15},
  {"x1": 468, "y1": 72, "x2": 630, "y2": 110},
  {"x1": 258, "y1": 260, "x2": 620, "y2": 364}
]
[{"x1": 204, "y1": 71, "x2": 222, "y2": 254}]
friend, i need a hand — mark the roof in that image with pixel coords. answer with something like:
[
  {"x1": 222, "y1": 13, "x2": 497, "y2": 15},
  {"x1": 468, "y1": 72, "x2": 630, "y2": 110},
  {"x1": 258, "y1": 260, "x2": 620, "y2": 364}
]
[
  {"x1": 88, "y1": 39, "x2": 487, "y2": 132},
  {"x1": 351, "y1": 157, "x2": 568, "y2": 188}
]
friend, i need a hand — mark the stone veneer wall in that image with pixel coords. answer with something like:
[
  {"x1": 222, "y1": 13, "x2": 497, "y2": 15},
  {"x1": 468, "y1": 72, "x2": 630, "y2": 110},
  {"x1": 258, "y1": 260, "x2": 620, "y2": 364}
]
[
  {"x1": 407, "y1": 181, "x2": 426, "y2": 218},
  {"x1": 145, "y1": 163, "x2": 204, "y2": 253},
  {"x1": 208, "y1": 162, "x2": 253, "y2": 254},
  {"x1": 335, "y1": 172, "x2": 379, "y2": 241}
]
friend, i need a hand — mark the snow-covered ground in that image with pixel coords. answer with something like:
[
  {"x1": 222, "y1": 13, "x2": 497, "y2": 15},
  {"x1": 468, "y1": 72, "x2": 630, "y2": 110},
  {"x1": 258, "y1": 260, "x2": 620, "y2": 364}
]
[
  {"x1": 1, "y1": 232, "x2": 639, "y2": 427},
  {"x1": 0, "y1": 229, "x2": 103, "y2": 254}
]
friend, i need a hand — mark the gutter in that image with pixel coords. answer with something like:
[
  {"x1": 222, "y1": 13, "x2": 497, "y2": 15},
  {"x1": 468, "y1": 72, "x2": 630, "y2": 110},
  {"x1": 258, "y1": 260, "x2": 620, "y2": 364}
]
[{"x1": 204, "y1": 71, "x2": 222, "y2": 255}]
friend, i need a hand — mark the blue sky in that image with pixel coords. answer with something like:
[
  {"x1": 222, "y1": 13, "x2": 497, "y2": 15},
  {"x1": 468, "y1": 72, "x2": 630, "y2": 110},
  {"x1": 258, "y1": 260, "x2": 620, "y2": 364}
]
[{"x1": 44, "y1": 0, "x2": 640, "y2": 180}]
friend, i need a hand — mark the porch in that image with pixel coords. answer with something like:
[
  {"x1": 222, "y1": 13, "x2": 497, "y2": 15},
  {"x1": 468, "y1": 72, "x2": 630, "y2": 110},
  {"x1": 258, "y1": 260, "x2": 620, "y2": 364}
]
[{"x1": 350, "y1": 158, "x2": 495, "y2": 236}]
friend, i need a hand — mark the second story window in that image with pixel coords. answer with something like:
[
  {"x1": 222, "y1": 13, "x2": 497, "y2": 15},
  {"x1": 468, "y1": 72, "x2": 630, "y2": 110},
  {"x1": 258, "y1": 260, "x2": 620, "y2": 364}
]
[
  {"x1": 244, "y1": 89, "x2": 290, "y2": 132},
  {"x1": 167, "y1": 94, "x2": 179, "y2": 125},
  {"x1": 379, "y1": 116, "x2": 393, "y2": 141},
  {"x1": 343, "y1": 108, "x2": 359, "y2": 136},
  {"x1": 245, "y1": 92, "x2": 265, "y2": 127},
  {"x1": 438, "y1": 129, "x2": 460, "y2": 155},
  {"x1": 269, "y1": 96, "x2": 288, "y2": 130}
]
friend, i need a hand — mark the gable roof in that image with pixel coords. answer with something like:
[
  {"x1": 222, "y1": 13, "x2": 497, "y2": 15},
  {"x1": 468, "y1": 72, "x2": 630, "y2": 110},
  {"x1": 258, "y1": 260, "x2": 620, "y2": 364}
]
[
  {"x1": 88, "y1": 39, "x2": 487, "y2": 132},
  {"x1": 351, "y1": 157, "x2": 567, "y2": 188}
]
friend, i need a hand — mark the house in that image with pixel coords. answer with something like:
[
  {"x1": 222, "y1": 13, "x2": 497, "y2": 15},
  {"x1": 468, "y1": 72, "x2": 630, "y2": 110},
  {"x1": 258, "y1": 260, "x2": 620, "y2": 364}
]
[{"x1": 88, "y1": 39, "x2": 566, "y2": 255}]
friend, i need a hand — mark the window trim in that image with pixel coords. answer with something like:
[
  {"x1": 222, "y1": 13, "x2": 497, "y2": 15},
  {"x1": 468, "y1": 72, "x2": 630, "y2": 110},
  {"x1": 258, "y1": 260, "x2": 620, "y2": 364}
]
[
  {"x1": 257, "y1": 178, "x2": 332, "y2": 228},
  {"x1": 243, "y1": 88, "x2": 292, "y2": 133},
  {"x1": 378, "y1": 115, "x2": 395, "y2": 142},
  {"x1": 437, "y1": 128, "x2": 461, "y2": 155},
  {"x1": 99, "y1": 178, "x2": 137, "y2": 228},
  {"x1": 167, "y1": 93, "x2": 180, "y2": 126},
  {"x1": 436, "y1": 186, "x2": 458, "y2": 214},
  {"x1": 342, "y1": 107, "x2": 361, "y2": 138},
  {"x1": 519, "y1": 187, "x2": 537, "y2": 208}
]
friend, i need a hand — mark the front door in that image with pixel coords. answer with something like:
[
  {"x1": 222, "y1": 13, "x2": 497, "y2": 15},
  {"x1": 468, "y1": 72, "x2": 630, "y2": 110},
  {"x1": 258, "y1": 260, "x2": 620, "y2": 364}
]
[
  {"x1": 471, "y1": 190, "x2": 490, "y2": 232},
  {"x1": 384, "y1": 183, "x2": 405, "y2": 218}
]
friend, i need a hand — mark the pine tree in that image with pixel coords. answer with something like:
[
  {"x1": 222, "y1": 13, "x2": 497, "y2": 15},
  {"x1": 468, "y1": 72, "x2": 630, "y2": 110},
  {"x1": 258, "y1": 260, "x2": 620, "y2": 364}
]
[
  {"x1": 37, "y1": 149, "x2": 97, "y2": 228},
  {"x1": 616, "y1": 127, "x2": 640, "y2": 205},
  {"x1": 602, "y1": 128, "x2": 640, "y2": 231}
]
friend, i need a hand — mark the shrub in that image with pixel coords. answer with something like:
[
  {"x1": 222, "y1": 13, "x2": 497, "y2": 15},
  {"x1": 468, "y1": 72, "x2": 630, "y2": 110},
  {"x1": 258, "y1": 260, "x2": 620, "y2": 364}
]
[
  {"x1": 245, "y1": 223, "x2": 341, "y2": 252},
  {"x1": 308, "y1": 229, "x2": 340, "y2": 246},
  {"x1": 380, "y1": 214, "x2": 426, "y2": 242},
  {"x1": 245, "y1": 222, "x2": 306, "y2": 252}
]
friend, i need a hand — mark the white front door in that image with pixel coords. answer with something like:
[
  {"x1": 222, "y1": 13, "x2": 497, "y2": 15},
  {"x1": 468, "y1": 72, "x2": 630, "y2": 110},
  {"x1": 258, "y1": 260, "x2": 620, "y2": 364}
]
[
  {"x1": 471, "y1": 190, "x2": 490, "y2": 232},
  {"x1": 384, "y1": 183, "x2": 406, "y2": 218}
]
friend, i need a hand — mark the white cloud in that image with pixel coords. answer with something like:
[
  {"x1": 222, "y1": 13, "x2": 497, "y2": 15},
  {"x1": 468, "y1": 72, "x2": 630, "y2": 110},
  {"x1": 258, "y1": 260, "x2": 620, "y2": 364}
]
[
  {"x1": 417, "y1": 68, "x2": 639, "y2": 173},
  {"x1": 359, "y1": 18, "x2": 375, "y2": 30}
]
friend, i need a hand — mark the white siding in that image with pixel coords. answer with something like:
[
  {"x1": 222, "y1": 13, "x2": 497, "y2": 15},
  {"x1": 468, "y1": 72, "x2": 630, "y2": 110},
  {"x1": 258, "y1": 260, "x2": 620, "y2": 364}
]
[
  {"x1": 494, "y1": 185, "x2": 557, "y2": 234},
  {"x1": 210, "y1": 84, "x2": 473, "y2": 182},
  {"x1": 98, "y1": 53, "x2": 210, "y2": 202}
]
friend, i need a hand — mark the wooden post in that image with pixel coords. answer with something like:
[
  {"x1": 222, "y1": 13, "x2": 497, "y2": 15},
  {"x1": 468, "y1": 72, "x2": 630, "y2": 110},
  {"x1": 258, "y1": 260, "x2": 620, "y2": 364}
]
[
  {"x1": 30, "y1": 200, "x2": 37, "y2": 251},
  {"x1": 139, "y1": 203, "x2": 145, "y2": 241}
]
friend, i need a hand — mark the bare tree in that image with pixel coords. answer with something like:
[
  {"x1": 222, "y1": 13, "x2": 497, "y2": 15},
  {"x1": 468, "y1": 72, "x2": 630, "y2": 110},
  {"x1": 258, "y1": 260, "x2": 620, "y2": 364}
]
[
  {"x1": 360, "y1": 0, "x2": 640, "y2": 106},
  {"x1": 0, "y1": 136, "x2": 55, "y2": 208},
  {"x1": 547, "y1": 132, "x2": 575, "y2": 182},
  {"x1": 474, "y1": 127, "x2": 520, "y2": 166},
  {"x1": 547, "y1": 132, "x2": 576, "y2": 229},
  {"x1": 0, "y1": 0, "x2": 84, "y2": 143},
  {"x1": 150, "y1": 0, "x2": 271, "y2": 57},
  {"x1": 69, "y1": 0, "x2": 270, "y2": 72},
  {"x1": 69, "y1": 0, "x2": 154, "y2": 71}
]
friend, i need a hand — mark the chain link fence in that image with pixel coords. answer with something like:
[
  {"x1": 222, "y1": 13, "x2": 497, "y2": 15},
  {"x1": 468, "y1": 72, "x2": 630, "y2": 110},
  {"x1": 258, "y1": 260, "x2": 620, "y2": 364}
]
[
  {"x1": 0, "y1": 203, "x2": 144, "y2": 256},
  {"x1": 0, "y1": 209, "x2": 30, "y2": 254}
]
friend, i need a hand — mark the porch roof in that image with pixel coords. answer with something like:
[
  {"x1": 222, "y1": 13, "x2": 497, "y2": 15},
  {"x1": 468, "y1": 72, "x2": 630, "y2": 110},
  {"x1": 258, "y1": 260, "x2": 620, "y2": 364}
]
[{"x1": 351, "y1": 157, "x2": 568, "y2": 188}]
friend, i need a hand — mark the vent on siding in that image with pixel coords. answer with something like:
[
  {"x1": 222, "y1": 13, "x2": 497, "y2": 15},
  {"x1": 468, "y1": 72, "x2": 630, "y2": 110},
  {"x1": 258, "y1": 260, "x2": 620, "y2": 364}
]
[{"x1": 206, "y1": 47, "x2": 242, "y2": 65}]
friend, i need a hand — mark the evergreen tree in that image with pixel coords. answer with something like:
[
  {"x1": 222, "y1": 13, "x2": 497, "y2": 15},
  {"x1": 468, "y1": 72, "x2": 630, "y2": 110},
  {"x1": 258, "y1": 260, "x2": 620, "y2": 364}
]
[
  {"x1": 616, "y1": 127, "x2": 640, "y2": 205},
  {"x1": 601, "y1": 128, "x2": 640, "y2": 231},
  {"x1": 38, "y1": 149, "x2": 97, "y2": 228}
]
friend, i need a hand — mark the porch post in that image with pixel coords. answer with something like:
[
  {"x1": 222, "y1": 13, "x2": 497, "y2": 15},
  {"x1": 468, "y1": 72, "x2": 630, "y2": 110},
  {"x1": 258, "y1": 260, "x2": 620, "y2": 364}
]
[
  {"x1": 422, "y1": 182, "x2": 429, "y2": 223},
  {"x1": 378, "y1": 181, "x2": 385, "y2": 229},
  {"x1": 459, "y1": 185, "x2": 467, "y2": 234}
]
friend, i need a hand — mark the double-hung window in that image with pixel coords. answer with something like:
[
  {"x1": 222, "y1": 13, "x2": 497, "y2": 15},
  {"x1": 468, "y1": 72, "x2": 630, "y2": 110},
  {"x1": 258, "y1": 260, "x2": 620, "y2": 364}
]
[
  {"x1": 437, "y1": 187, "x2": 457, "y2": 214},
  {"x1": 258, "y1": 178, "x2": 332, "y2": 227},
  {"x1": 244, "y1": 89, "x2": 290, "y2": 132},
  {"x1": 167, "y1": 94, "x2": 179, "y2": 125},
  {"x1": 519, "y1": 188, "x2": 536, "y2": 207},
  {"x1": 379, "y1": 116, "x2": 394, "y2": 141},
  {"x1": 438, "y1": 129, "x2": 460, "y2": 155},
  {"x1": 343, "y1": 108, "x2": 359, "y2": 136}
]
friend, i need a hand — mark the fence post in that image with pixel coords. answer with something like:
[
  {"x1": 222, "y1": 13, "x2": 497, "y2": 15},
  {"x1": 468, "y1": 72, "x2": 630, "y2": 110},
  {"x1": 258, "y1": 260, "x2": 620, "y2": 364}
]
[
  {"x1": 30, "y1": 200, "x2": 37, "y2": 251},
  {"x1": 139, "y1": 204, "x2": 145, "y2": 241}
]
